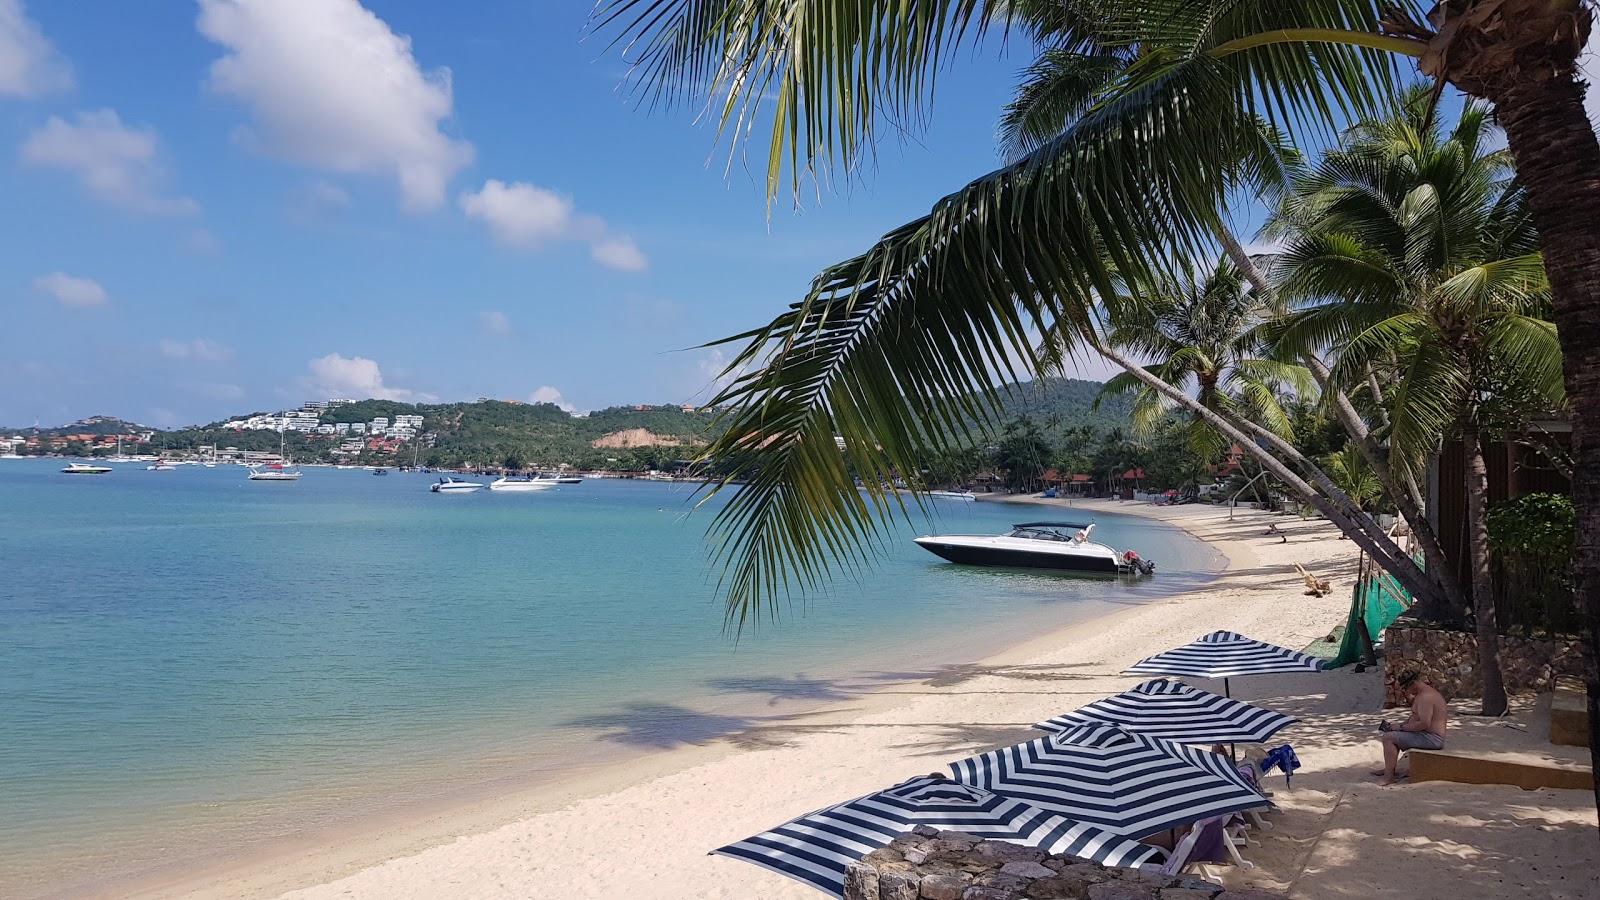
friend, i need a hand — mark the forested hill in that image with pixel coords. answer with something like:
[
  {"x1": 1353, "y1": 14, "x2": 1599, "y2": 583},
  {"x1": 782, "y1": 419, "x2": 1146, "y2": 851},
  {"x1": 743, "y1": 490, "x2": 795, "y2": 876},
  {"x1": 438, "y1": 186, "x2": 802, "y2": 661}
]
[
  {"x1": 982, "y1": 377, "x2": 1134, "y2": 434},
  {"x1": 20, "y1": 377, "x2": 1131, "y2": 468}
]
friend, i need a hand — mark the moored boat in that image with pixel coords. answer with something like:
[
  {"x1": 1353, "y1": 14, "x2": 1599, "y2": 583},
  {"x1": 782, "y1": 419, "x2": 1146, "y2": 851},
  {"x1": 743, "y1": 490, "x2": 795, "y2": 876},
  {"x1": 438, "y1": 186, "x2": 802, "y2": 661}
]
[
  {"x1": 147, "y1": 461, "x2": 177, "y2": 471},
  {"x1": 924, "y1": 489, "x2": 976, "y2": 502},
  {"x1": 248, "y1": 463, "x2": 302, "y2": 481},
  {"x1": 430, "y1": 476, "x2": 484, "y2": 493},
  {"x1": 488, "y1": 476, "x2": 556, "y2": 491},
  {"x1": 61, "y1": 462, "x2": 113, "y2": 475},
  {"x1": 914, "y1": 522, "x2": 1154, "y2": 575}
]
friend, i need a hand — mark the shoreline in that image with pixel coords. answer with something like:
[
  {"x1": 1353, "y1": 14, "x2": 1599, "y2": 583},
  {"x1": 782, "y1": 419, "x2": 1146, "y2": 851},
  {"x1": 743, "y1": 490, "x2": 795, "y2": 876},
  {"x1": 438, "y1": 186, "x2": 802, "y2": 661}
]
[
  {"x1": 113, "y1": 498, "x2": 1300, "y2": 899},
  {"x1": 55, "y1": 496, "x2": 1598, "y2": 900}
]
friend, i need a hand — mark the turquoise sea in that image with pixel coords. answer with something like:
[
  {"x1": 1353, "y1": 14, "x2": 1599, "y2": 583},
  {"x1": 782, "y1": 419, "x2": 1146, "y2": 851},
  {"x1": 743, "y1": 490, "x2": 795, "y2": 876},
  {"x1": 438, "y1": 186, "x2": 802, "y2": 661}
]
[{"x1": 0, "y1": 459, "x2": 1223, "y2": 896}]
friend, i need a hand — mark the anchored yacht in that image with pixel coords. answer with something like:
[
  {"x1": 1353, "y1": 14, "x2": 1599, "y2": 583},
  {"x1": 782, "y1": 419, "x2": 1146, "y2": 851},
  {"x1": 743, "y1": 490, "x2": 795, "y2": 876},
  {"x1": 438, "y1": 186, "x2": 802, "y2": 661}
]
[
  {"x1": 914, "y1": 522, "x2": 1154, "y2": 575},
  {"x1": 61, "y1": 462, "x2": 113, "y2": 475},
  {"x1": 488, "y1": 476, "x2": 556, "y2": 491}
]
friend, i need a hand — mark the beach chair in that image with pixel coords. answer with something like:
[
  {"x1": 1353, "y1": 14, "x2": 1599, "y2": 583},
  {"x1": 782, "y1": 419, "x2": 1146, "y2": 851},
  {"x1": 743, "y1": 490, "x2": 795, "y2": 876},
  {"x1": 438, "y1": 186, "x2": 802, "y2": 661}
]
[
  {"x1": 1141, "y1": 816, "x2": 1251, "y2": 885},
  {"x1": 1234, "y1": 762, "x2": 1274, "y2": 831}
]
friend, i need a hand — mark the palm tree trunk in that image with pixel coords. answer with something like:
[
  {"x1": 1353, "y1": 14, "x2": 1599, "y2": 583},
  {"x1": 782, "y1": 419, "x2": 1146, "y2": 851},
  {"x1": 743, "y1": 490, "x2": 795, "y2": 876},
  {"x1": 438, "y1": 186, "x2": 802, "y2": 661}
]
[
  {"x1": 1096, "y1": 344, "x2": 1444, "y2": 606},
  {"x1": 1462, "y1": 421, "x2": 1509, "y2": 716},
  {"x1": 1215, "y1": 224, "x2": 1464, "y2": 620},
  {"x1": 1486, "y1": 69, "x2": 1600, "y2": 821}
]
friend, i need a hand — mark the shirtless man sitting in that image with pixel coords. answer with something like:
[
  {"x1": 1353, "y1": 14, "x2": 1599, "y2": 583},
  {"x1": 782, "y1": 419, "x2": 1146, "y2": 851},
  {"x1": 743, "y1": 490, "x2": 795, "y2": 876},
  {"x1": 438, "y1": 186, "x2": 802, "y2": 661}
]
[{"x1": 1372, "y1": 670, "x2": 1448, "y2": 785}]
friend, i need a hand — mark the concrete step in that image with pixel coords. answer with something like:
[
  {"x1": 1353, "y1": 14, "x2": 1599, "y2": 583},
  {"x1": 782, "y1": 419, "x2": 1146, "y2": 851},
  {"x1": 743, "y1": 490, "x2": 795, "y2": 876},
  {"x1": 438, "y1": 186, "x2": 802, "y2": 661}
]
[
  {"x1": 1550, "y1": 676, "x2": 1590, "y2": 748},
  {"x1": 1410, "y1": 748, "x2": 1594, "y2": 791}
]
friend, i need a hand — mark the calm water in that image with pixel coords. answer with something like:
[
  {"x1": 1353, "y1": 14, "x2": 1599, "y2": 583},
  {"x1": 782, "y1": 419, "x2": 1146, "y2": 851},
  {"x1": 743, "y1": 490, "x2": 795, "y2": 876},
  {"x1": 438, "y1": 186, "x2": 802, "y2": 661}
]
[{"x1": 0, "y1": 460, "x2": 1222, "y2": 894}]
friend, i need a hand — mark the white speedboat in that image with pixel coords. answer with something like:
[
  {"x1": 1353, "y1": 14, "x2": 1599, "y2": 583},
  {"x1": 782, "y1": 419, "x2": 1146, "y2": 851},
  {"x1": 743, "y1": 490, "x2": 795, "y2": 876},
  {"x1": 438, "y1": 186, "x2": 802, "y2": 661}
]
[
  {"x1": 914, "y1": 522, "x2": 1154, "y2": 575},
  {"x1": 61, "y1": 462, "x2": 113, "y2": 475},
  {"x1": 147, "y1": 461, "x2": 177, "y2": 471},
  {"x1": 488, "y1": 476, "x2": 556, "y2": 491},
  {"x1": 430, "y1": 476, "x2": 484, "y2": 493},
  {"x1": 555, "y1": 474, "x2": 582, "y2": 484},
  {"x1": 248, "y1": 464, "x2": 303, "y2": 481},
  {"x1": 925, "y1": 489, "x2": 976, "y2": 502}
]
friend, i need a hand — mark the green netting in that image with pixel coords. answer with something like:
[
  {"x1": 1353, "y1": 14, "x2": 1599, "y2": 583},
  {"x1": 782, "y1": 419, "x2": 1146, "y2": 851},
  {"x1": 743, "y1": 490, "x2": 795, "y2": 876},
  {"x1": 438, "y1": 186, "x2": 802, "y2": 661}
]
[{"x1": 1328, "y1": 570, "x2": 1413, "y2": 669}]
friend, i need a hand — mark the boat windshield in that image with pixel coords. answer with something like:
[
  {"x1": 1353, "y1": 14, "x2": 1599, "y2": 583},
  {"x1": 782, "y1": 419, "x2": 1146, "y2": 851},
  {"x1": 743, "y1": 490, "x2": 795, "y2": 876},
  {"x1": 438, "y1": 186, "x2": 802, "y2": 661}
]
[{"x1": 1007, "y1": 523, "x2": 1092, "y2": 542}]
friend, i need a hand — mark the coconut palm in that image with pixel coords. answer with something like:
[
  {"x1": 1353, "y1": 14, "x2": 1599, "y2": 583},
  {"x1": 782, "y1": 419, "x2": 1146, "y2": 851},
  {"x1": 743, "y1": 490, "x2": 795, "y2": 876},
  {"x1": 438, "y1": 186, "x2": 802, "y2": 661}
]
[
  {"x1": 1319, "y1": 444, "x2": 1384, "y2": 512},
  {"x1": 1271, "y1": 91, "x2": 1562, "y2": 714},
  {"x1": 992, "y1": 22, "x2": 1468, "y2": 617},
  {"x1": 595, "y1": 0, "x2": 1600, "y2": 799},
  {"x1": 1096, "y1": 255, "x2": 1311, "y2": 461}
]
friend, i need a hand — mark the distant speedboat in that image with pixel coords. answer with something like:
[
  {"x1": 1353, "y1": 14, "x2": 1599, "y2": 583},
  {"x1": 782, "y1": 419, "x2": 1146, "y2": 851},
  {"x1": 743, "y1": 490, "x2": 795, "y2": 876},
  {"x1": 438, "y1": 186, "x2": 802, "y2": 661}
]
[
  {"x1": 925, "y1": 489, "x2": 976, "y2": 502},
  {"x1": 373, "y1": 468, "x2": 389, "y2": 476},
  {"x1": 61, "y1": 462, "x2": 113, "y2": 475},
  {"x1": 488, "y1": 476, "x2": 556, "y2": 491},
  {"x1": 147, "y1": 461, "x2": 177, "y2": 471},
  {"x1": 554, "y1": 474, "x2": 582, "y2": 484},
  {"x1": 248, "y1": 463, "x2": 302, "y2": 481},
  {"x1": 914, "y1": 522, "x2": 1154, "y2": 575},
  {"x1": 430, "y1": 476, "x2": 484, "y2": 493}
]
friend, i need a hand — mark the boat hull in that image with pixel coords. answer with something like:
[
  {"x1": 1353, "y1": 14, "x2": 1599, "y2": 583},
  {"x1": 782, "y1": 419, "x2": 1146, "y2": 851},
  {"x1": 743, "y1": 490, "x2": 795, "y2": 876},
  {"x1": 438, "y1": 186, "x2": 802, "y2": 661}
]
[
  {"x1": 913, "y1": 538, "x2": 1120, "y2": 573},
  {"x1": 488, "y1": 480, "x2": 555, "y2": 491}
]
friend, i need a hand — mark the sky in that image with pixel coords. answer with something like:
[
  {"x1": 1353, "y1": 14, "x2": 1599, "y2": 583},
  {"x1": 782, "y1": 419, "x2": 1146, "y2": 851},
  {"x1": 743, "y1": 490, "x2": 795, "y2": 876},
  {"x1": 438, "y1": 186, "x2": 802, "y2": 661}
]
[
  {"x1": 4, "y1": 2, "x2": 1598, "y2": 429},
  {"x1": 0, "y1": 0, "x2": 1081, "y2": 428}
]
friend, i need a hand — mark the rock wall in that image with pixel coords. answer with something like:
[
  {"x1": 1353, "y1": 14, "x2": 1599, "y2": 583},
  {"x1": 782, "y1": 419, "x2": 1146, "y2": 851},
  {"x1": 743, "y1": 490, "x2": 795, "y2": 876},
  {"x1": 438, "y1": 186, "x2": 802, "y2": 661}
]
[
  {"x1": 842, "y1": 827, "x2": 1284, "y2": 900},
  {"x1": 1383, "y1": 624, "x2": 1584, "y2": 707}
]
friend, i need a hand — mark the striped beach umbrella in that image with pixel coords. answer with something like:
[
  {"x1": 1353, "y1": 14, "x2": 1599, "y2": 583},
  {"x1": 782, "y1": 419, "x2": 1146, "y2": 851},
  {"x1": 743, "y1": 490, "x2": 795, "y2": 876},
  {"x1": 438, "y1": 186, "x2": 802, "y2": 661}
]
[
  {"x1": 1123, "y1": 630, "x2": 1325, "y2": 695},
  {"x1": 949, "y1": 724, "x2": 1271, "y2": 839},
  {"x1": 712, "y1": 775, "x2": 1161, "y2": 897},
  {"x1": 1035, "y1": 679, "x2": 1298, "y2": 745}
]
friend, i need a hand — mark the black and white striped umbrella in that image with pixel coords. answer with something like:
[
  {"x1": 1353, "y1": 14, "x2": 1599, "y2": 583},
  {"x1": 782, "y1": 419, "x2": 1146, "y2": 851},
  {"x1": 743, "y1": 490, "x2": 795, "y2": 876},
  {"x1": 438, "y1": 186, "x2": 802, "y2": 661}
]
[
  {"x1": 712, "y1": 775, "x2": 1161, "y2": 897},
  {"x1": 1123, "y1": 630, "x2": 1326, "y2": 686},
  {"x1": 1035, "y1": 679, "x2": 1298, "y2": 745},
  {"x1": 949, "y1": 724, "x2": 1271, "y2": 839}
]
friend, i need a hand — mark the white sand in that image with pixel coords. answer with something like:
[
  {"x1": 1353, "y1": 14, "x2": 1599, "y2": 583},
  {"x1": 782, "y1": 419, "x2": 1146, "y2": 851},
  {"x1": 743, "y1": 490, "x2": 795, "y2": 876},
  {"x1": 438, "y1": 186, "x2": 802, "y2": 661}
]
[{"x1": 129, "y1": 500, "x2": 1597, "y2": 900}]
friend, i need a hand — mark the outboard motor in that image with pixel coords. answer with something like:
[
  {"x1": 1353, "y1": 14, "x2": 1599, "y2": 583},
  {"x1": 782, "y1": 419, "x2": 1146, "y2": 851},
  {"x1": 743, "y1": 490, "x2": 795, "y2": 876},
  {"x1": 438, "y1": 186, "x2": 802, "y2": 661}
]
[{"x1": 1122, "y1": 549, "x2": 1156, "y2": 576}]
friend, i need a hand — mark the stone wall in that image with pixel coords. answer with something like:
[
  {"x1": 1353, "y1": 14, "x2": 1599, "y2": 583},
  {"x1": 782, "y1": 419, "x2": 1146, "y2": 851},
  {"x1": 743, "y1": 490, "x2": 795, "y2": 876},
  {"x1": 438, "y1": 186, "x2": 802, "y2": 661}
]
[
  {"x1": 842, "y1": 827, "x2": 1284, "y2": 900},
  {"x1": 1383, "y1": 624, "x2": 1584, "y2": 707}
]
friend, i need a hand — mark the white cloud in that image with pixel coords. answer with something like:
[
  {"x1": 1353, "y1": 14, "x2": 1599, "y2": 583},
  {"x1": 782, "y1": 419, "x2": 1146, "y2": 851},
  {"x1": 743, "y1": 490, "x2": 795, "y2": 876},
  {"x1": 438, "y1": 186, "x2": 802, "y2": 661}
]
[
  {"x1": 460, "y1": 180, "x2": 573, "y2": 246},
  {"x1": 590, "y1": 235, "x2": 648, "y2": 272},
  {"x1": 185, "y1": 229, "x2": 222, "y2": 254},
  {"x1": 478, "y1": 310, "x2": 513, "y2": 337},
  {"x1": 21, "y1": 109, "x2": 198, "y2": 214},
  {"x1": 32, "y1": 271, "x2": 108, "y2": 308},
  {"x1": 529, "y1": 385, "x2": 577, "y2": 414},
  {"x1": 301, "y1": 179, "x2": 351, "y2": 209},
  {"x1": 160, "y1": 337, "x2": 235, "y2": 363},
  {"x1": 305, "y1": 352, "x2": 424, "y2": 401},
  {"x1": 197, "y1": 0, "x2": 473, "y2": 212},
  {"x1": 0, "y1": 0, "x2": 72, "y2": 97},
  {"x1": 695, "y1": 348, "x2": 746, "y2": 397},
  {"x1": 459, "y1": 178, "x2": 648, "y2": 271}
]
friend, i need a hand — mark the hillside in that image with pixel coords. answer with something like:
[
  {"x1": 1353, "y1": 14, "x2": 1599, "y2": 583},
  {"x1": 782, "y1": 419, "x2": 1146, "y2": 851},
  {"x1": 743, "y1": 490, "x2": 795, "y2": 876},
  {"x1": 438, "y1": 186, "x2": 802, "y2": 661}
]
[
  {"x1": 1, "y1": 415, "x2": 154, "y2": 436},
  {"x1": 980, "y1": 377, "x2": 1133, "y2": 434},
  {"x1": 19, "y1": 377, "x2": 1129, "y2": 469}
]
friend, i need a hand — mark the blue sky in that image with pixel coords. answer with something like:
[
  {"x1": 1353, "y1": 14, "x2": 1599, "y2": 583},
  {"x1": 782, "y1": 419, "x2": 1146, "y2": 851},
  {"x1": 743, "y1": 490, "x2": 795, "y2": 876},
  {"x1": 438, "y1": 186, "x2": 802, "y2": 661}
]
[
  {"x1": 0, "y1": 0, "x2": 1108, "y2": 428},
  {"x1": 8, "y1": 3, "x2": 1593, "y2": 430}
]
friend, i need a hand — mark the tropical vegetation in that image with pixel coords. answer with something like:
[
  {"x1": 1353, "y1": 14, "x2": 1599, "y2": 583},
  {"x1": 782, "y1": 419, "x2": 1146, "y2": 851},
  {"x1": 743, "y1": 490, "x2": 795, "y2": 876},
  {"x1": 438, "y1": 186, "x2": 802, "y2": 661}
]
[{"x1": 595, "y1": 0, "x2": 1599, "y2": 812}]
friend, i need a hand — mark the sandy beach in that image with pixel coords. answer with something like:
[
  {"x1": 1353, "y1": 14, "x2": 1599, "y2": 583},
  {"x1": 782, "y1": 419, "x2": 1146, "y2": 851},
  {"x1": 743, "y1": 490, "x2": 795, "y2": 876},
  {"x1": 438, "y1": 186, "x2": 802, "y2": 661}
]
[{"x1": 134, "y1": 499, "x2": 1597, "y2": 900}]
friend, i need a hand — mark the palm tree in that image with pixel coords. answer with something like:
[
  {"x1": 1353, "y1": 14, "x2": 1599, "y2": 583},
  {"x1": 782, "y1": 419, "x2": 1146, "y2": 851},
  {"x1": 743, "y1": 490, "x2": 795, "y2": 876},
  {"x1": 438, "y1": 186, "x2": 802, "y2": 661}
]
[
  {"x1": 1095, "y1": 255, "x2": 1310, "y2": 461},
  {"x1": 1319, "y1": 444, "x2": 1384, "y2": 512},
  {"x1": 1271, "y1": 92, "x2": 1563, "y2": 714},
  {"x1": 594, "y1": 0, "x2": 1600, "y2": 805},
  {"x1": 992, "y1": 24, "x2": 1468, "y2": 617}
]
